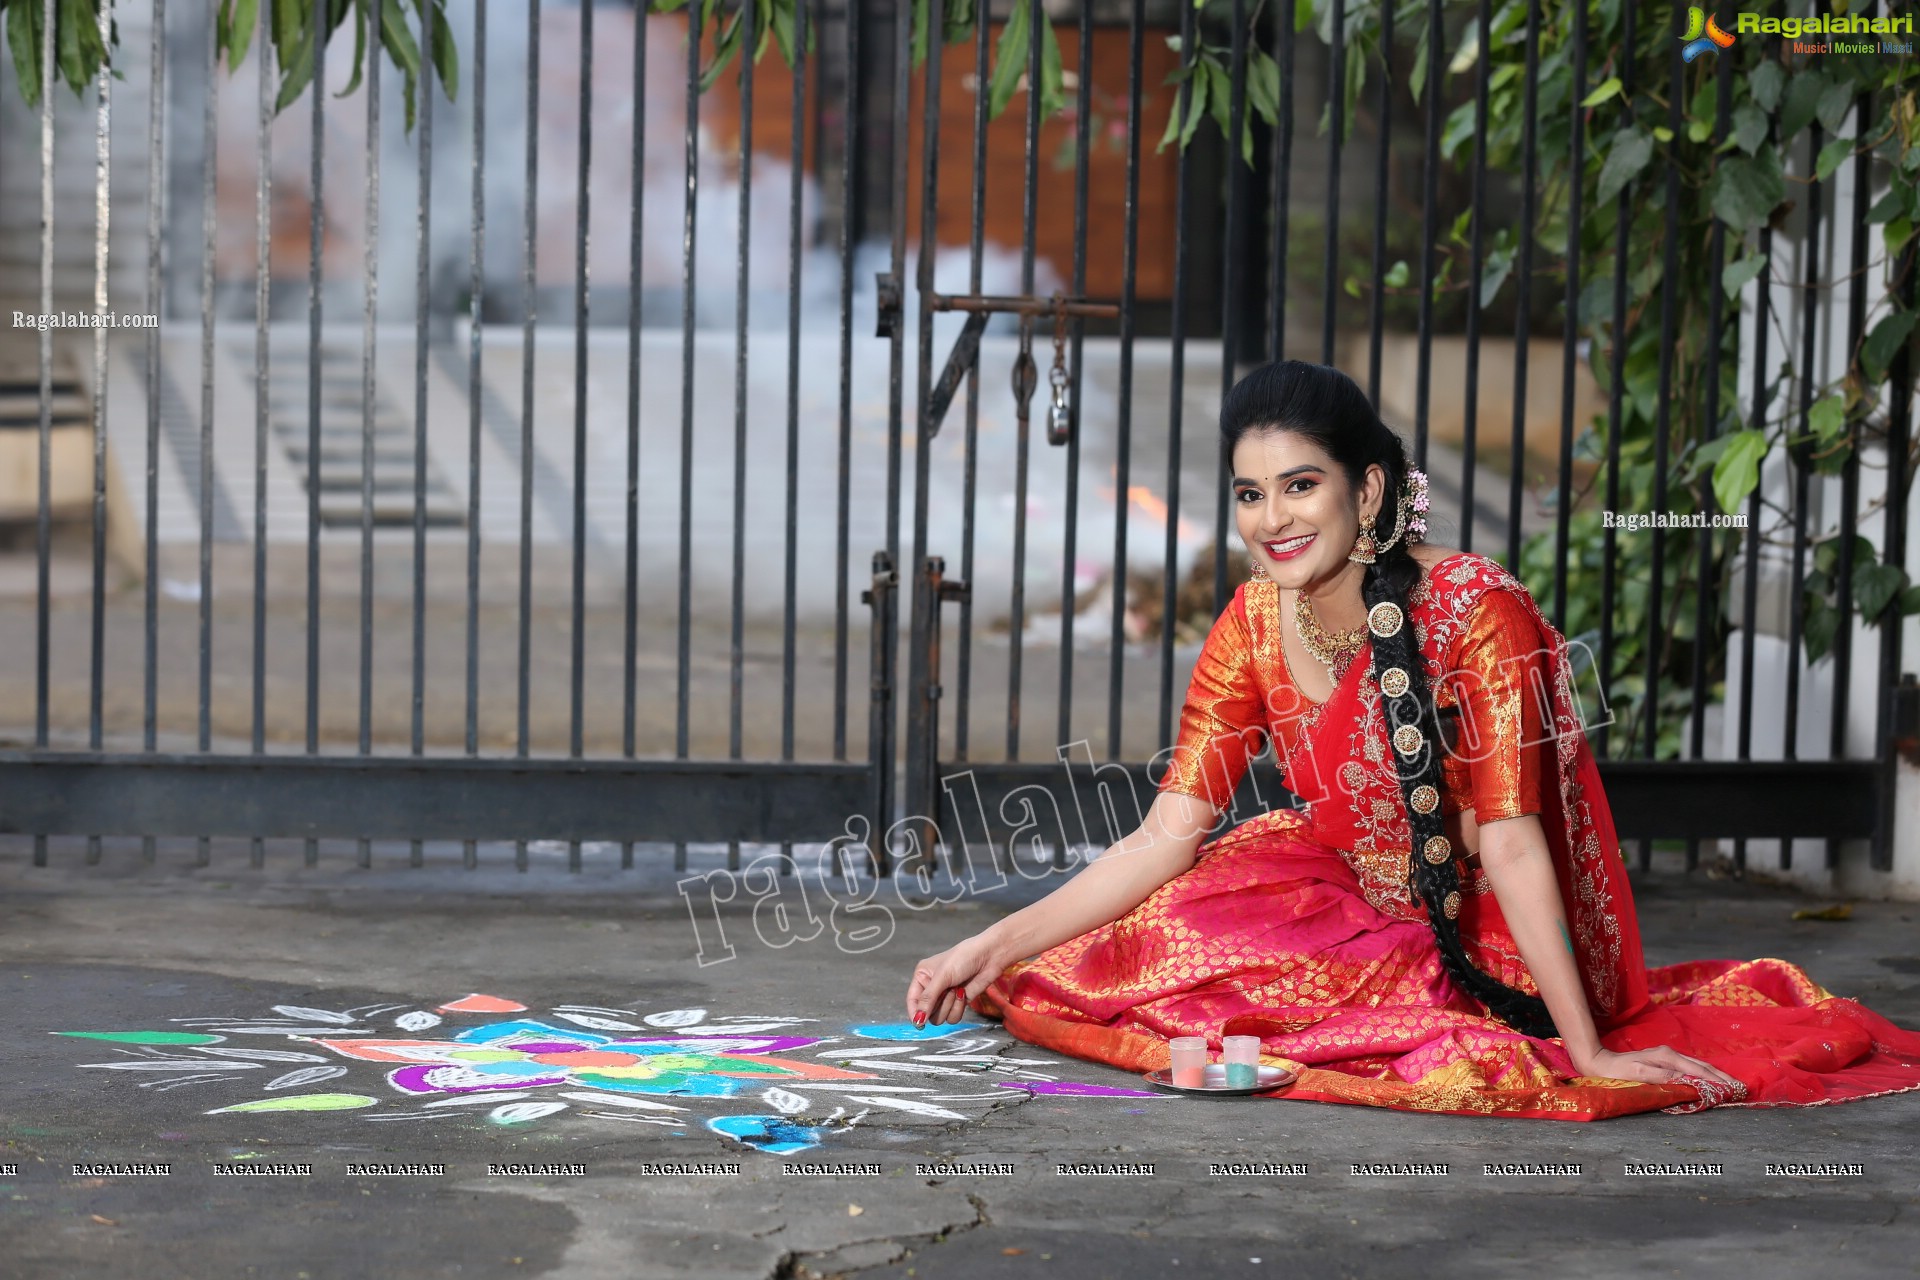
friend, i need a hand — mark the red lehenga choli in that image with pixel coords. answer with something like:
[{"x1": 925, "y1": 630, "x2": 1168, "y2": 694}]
[{"x1": 974, "y1": 551, "x2": 1920, "y2": 1119}]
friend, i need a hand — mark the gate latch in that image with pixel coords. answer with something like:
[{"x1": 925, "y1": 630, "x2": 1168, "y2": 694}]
[{"x1": 919, "y1": 291, "x2": 1120, "y2": 442}]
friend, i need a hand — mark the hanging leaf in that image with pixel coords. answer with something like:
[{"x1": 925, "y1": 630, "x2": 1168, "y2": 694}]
[
  {"x1": 1803, "y1": 595, "x2": 1839, "y2": 664},
  {"x1": 1409, "y1": 23, "x2": 1428, "y2": 107},
  {"x1": 337, "y1": 0, "x2": 368, "y2": 99},
  {"x1": 1246, "y1": 47, "x2": 1280, "y2": 125},
  {"x1": 1814, "y1": 77, "x2": 1855, "y2": 135},
  {"x1": 1596, "y1": 127, "x2": 1653, "y2": 206},
  {"x1": 1853, "y1": 562, "x2": 1908, "y2": 622},
  {"x1": 1157, "y1": 59, "x2": 1209, "y2": 155},
  {"x1": 6, "y1": 0, "x2": 43, "y2": 108},
  {"x1": 986, "y1": 0, "x2": 1029, "y2": 121},
  {"x1": 428, "y1": 0, "x2": 456, "y2": 101},
  {"x1": 55, "y1": 0, "x2": 108, "y2": 97},
  {"x1": 379, "y1": 0, "x2": 425, "y2": 131},
  {"x1": 1729, "y1": 103, "x2": 1767, "y2": 156},
  {"x1": 1479, "y1": 240, "x2": 1515, "y2": 308},
  {"x1": 1807, "y1": 394, "x2": 1847, "y2": 446},
  {"x1": 219, "y1": 0, "x2": 260, "y2": 69},
  {"x1": 1580, "y1": 76, "x2": 1621, "y2": 109},
  {"x1": 1861, "y1": 309, "x2": 1918, "y2": 385},
  {"x1": 1721, "y1": 252, "x2": 1768, "y2": 300},
  {"x1": 1816, "y1": 137, "x2": 1856, "y2": 184},
  {"x1": 1710, "y1": 429, "x2": 1767, "y2": 514},
  {"x1": 1779, "y1": 69, "x2": 1829, "y2": 142},
  {"x1": 1868, "y1": 186, "x2": 1907, "y2": 223},
  {"x1": 1708, "y1": 151, "x2": 1785, "y2": 233}
]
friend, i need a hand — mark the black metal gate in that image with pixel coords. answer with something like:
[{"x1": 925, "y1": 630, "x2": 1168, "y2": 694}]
[{"x1": 0, "y1": 0, "x2": 1910, "y2": 878}]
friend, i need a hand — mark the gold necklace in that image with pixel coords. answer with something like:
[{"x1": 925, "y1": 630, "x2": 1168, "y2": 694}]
[{"x1": 1293, "y1": 590, "x2": 1367, "y2": 681}]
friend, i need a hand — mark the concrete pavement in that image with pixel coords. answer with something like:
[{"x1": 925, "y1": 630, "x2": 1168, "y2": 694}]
[{"x1": 1, "y1": 837, "x2": 1916, "y2": 1280}]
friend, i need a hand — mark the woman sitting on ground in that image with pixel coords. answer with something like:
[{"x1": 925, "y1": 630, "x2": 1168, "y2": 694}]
[{"x1": 903, "y1": 359, "x2": 1920, "y2": 1119}]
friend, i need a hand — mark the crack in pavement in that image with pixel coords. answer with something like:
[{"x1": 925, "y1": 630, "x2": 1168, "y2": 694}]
[{"x1": 766, "y1": 1190, "x2": 992, "y2": 1280}]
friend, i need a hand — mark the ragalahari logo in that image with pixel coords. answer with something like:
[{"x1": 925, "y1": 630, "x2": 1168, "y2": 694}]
[{"x1": 1681, "y1": 7, "x2": 1737, "y2": 62}]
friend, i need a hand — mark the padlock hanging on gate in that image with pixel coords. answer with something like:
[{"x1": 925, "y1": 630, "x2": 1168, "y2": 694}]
[
  {"x1": 1045, "y1": 297, "x2": 1072, "y2": 446},
  {"x1": 1046, "y1": 361, "x2": 1071, "y2": 446}
]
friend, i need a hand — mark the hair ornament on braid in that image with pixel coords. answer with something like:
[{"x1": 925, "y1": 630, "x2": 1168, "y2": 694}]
[{"x1": 1375, "y1": 467, "x2": 1431, "y2": 553}]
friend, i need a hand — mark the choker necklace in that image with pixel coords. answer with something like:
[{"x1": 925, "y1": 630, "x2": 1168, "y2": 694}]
[{"x1": 1294, "y1": 590, "x2": 1368, "y2": 683}]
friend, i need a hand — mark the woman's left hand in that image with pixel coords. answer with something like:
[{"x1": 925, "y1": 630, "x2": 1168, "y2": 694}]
[{"x1": 1571, "y1": 1044, "x2": 1743, "y2": 1089}]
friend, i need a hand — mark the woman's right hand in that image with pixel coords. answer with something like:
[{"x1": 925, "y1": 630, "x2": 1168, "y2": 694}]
[{"x1": 906, "y1": 931, "x2": 1007, "y2": 1027}]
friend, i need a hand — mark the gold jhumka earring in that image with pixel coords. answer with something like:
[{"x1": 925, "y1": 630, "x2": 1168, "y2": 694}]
[{"x1": 1348, "y1": 514, "x2": 1380, "y2": 565}]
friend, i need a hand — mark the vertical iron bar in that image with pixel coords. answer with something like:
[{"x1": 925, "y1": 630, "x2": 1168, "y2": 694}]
[
  {"x1": 880, "y1": 0, "x2": 912, "y2": 856},
  {"x1": 35, "y1": 0, "x2": 53, "y2": 781},
  {"x1": 1412, "y1": 0, "x2": 1439, "y2": 473},
  {"x1": 1639, "y1": 12, "x2": 1685, "y2": 871},
  {"x1": 88, "y1": 0, "x2": 112, "y2": 756},
  {"x1": 1364, "y1": 0, "x2": 1390, "y2": 409},
  {"x1": 1687, "y1": 40, "x2": 1733, "y2": 871},
  {"x1": 30, "y1": 34, "x2": 44, "y2": 861},
  {"x1": 411, "y1": 0, "x2": 437, "y2": 871},
  {"x1": 1731, "y1": 0, "x2": 1788, "y2": 874},
  {"x1": 197, "y1": 7, "x2": 219, "y2": 867},
  {"x1": 1828, "y1": 48, "x2": 1875, "y2": 871},
  {"x1": 359, "y1": 1, "x2": 383, "y2": 870},
  {"x1": 1461, "y1": 0, "x2": 1491, "y2": 558},
  {"x1": 1782, "y1": 121, "x2": 1824, "y2": 873},
  {"x1": 1734, "y1": 226, "x2": 1772, "y2": 874},
  {"x1": 1875, "y1": 245, "x2": 1915, "y2": 873},
  {"x1": 304, "y1": 0, "x2": 327, "y2": 867},
  {"x1": 251, "y1": 6, "x2": 272, "y2": 870},
  {"x1": 466, "y1": 0, "x2": 488, "y2": 872},
  {"x1": 1108, "y1": 0, "x2": 1143, "y2": 762},
  {"x1": 676, "y1": 0, "x2": 703, "y2": 873},
  {"x1": 1505, "y1": 0, "x2": 1538, "y2": 573},
  {"x1": 1215, "y1": 0, "x2": 1247, "y2": 617},
  {"x1": 1268, "y1": 0, "x2": 1293, "y2": 363},
  {"x1": 1007, "y1": 0, "x2": 1042, "y2": 764},
  {"x1": 1321, "y1": 0, "x2": 1342, "y2": 367},
  {"x1": 1595, "y1": 0, "x2": 1633, "y2": 759},
  {"x1": 84, "y1": 0, "x2": 113, "y2": 866},
  {"x1": 780, "y1": 0, "x2": 810, "y2": 874},
  {"x1": 727, "y1": 0, "x2": 754, "y2": 874},
  {"x1": 571, "y1": 0, "x2": 593, "y2": 773},
  {"x1": 835, "y1": 0, "x2": 861, "y2": 766},
  {"x1": 623, "y1": 0, "x2": 648, "y2": 871},
  {"x1": 909, "y1": 0, "x2": 945, "y2": 867},
  {"x1": 956, "y1": 0, "x2": 988, "y2": 763},
  {"x1": 1160, "y1": 0, "x2": 1196, "y2": 751},
  {"x1": 1057, "y1": 0, "x2": 1091, "y2": 752},
  {"x1": 143, "y1": 0, "x2": 168, "y2": 866},
  {"x1": 518, "y1": 0, "x2": 542, "y2": 874},
  {"x1": 570, "y1": 0, "x2": 594, "y2": 875},
  {"x1": 1551, "y1": 0, "x2": 1585, "y2": 631}
]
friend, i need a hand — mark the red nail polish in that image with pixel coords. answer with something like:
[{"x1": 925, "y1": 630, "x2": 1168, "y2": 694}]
[{"x1": 912, "y1": 1010, "x2": 926, "y2": 1027}]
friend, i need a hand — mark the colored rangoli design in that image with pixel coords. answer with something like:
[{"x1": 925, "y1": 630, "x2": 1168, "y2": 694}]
[{"x1": 53, "y1": 994, "x2": 1166, "y2": 1154}]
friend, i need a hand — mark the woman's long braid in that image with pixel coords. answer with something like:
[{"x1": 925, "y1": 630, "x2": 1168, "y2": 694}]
[
  {"x1": 1362, "y1": 478, "x2": 1559, "y2": 1040},
  {"x1": 1218, "y1": 358, "x2": 1558, "y2": 1038}
]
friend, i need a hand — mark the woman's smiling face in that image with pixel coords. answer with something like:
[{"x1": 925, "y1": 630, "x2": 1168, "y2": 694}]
[{"x1": 1230, "y1": 428, "x2": 1386, "y2": 590}]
